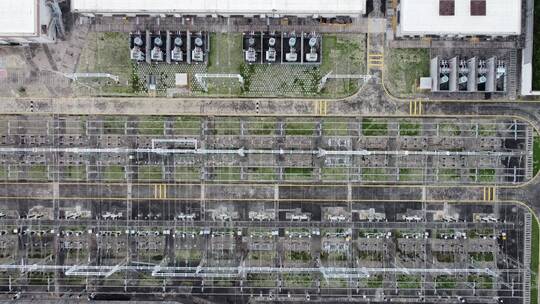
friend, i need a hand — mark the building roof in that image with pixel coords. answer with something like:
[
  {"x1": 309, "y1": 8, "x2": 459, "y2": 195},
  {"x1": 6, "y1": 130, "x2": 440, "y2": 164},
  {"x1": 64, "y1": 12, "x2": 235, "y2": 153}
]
[
  {"x1": 71, "y1": 0, "x2": 366, "y2": 16},
  {"x1": 400, "y1": 0, "x2": 521, "y2": 36},
  {"x1": 0, "y1": 0, "x2": 38, "y2": 36}
]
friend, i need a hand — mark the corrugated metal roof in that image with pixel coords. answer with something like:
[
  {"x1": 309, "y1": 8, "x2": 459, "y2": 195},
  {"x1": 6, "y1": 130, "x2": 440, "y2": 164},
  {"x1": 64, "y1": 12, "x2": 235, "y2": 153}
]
[{"x1": 0, "y1": 0, "x2": 38, "y2": 36}]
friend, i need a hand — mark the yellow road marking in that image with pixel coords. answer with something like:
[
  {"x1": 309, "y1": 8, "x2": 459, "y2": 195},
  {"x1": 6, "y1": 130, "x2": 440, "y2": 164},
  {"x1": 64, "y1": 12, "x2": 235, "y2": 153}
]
[
  {"x1": 409, "y1": 100, "x2": 423, "y2": 116},
  {"x1": 483, "y1": 187, "x2": 496, "y2": 201},
  {"x1": 154, "y1": 184, "x2": 167, "y2": 199}
]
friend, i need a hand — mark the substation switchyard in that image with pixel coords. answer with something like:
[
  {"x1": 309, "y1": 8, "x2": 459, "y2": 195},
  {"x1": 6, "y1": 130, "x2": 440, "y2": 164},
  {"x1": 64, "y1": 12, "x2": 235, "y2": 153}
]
[{"x1": 0, "y1": 114, "x2": 534, "y2": 304}]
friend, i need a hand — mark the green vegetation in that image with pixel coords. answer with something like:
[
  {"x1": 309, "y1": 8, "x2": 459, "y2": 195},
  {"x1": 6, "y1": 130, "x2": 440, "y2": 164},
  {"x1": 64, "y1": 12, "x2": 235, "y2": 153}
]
[
  {"x1": 284, "y1": 167, "x2": 313, "y2": 180},
  {"x1": 434, "y1": 251, "x2": 455, "y2": 263},
  {"x1": 385, "y1": 48, "x2": 430, "y2": 97},
  {"x1": 66, "y1": 165, "x2": 86, "y2": 181},
  {"x1": 175, "y1": 250, "x2": 202, "y2": 261},
  {"x1": 0, "y1": 165, "x2": 7, "y2": 180},
  {"x1": 28, "y1": 165, "x2": 48, "y2": 180},
  {"x1": 320, "y1": 34, "x2": 366, "y2": 96},
  {"x1": 399, "y1": 168, "x2": 423, "y2": 182},
  {"x1": 323, "y1": 118, "x2": 350, "y2": 136},
  {"x1": 286, "y1": 250, "x2": 311, "y2": 261},
  {"x1": 249, "y1": 119, "x2": 276, "y2": 136},
  {"x1": 322, "y1": 167, "x2": 349, "y2": 181},
  {"x1": 438, "y1": 168, "x2": 461, "y2": 182},
  {"x1": 138, "y1": 117, "x2": 164, "y2": 135},
  {"x1": 362, "y1": 168, "x2": 388, "y2": 181},
  {"x1": 76, "y1": 32, "x2": 136, "y2": 95},
  {"x1": 214, "y1": 119, "x2": 241, "y2": 135},
  {"x1": 283, "y1": 274, "x2": 312, "y2": 288},
  {"x1": 214, "y1": 167, "x2": 241, "y2": 181},
  {"x1": 173, "y1": 117, "x2": 201, "y2": 135},
  {"x1": 285, "y1": 121, "x2": 315, "y2": 136},
  {"x1": 399, "y1": 121, "x2": 421, "y2": 136},
  {"x1": 247, "y1": 274, "x2": 276, "y2": 287},
  {"x1": 358, "y1": 251, "x2": 383, "y2": 261},
  {"x1": 207, "y1": 33, "x2": 243, "y2": 74},
  {"x1": 320, "y1": 251, "x2": 348, "y2": 261},
  {"x1": 436, "y1": 276, "x2": 457, "y2": 289},
  {"x1": 534, "y1": 132, "x2": 540, "y2": 176},
  {"x1": 321, "y1": 278, "x2": 348, "y2": 288},
  {"x1": 533, "y1": 0, "x2": 540, "y2": 90},
  {"x1": 478, "y1": 168, "x2": 496, "y2": 183},
  {"x1": 439, "y1": 123, "x2": 461, "y2": 136},
  {"x1": 363, "y1": 275, "x2": 383, "y2": 288},
  {"x1": 531, "y1": 214, "x2": 539, "y2": 304},
  {"x1": 478, "y1": 124, "x2": 497, "y2": 137},
  {"x1": 138, "y1": 165, "x2": 162, "y2": 180},
  {"x1": 362, "y1": 118, "x2": 388, "y2": 136},
  {"x1": 248, "y1": 251, "x2": 275, "y2": 261},
  {"x1": 247, "y1": 167, "x2": 275, "y2": 181},
  {"x1": 469, "y1": 252, "x2": 494, "y2": 262},
  {"x1": 174, "y1": 166, "x2": 200, "y2": 181},
  {"x1": 397, "y1": 275, "x2": 421, "y2": 289},
  {"x1": 103, "y1": 165, "x2": 125, "y2": 181},
  {"x1": 467, "y1": 275, "x2": 493, "y2": 289},
  {"x1": 103, "y1": 116, "x2": 126, "y2": 134}
]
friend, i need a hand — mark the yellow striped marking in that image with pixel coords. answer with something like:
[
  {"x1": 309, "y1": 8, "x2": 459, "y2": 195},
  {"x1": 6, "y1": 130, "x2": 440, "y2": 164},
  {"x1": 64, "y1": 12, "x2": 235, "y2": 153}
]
[
  {"x1": 368, "y1": 53, "x2": 384, "y2": 69},
  {"x1": 409, "y1": 100, "x2": 423, "y2": 116},
  {"x1": 315, "y1": 101, "x2": 327, "y2": 116},
  {"x1": 483, "y1": 187, "x2": 496, "y2": 201},
  {"x1": 154, "y1": 184, "x2": 167, "y2": 199}
]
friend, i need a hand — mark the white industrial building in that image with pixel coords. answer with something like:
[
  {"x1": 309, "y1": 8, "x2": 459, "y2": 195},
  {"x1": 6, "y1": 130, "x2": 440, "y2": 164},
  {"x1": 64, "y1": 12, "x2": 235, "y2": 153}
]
[
  {"x1": 398, "y1": 0, "x2": 521, "y2": 37},
  {"x1": 0, "y1": 0, "x2": 64, "y2": 44},
  {"x1": 71, "y1": 0, "x2": 366, "y2": 18}
]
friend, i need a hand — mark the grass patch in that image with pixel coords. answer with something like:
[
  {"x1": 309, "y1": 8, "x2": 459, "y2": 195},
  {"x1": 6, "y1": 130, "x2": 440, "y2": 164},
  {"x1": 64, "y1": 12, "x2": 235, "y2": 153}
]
[
  {"x1": 247, "y1": 274, "x2": 276, "y2": 287},
  {"x1": 469, "y1": 252, "x2": 494, "y2": 262},
  {"x1": 214, "y1": 118, "x2": 241, "y2": 135},
  {"x1": 534, "y1": 132, "x2": 540, "y2": 177},
  {"x1": 531, "y1": 214, "x2": 539, "y2": 304},
  {"x1": 323, "y1": 118, "x2": 349, "y2": 136},
  {"x1": 76, "y1": 32, "x2": 134, "y2": 94},
  {"x1": 103, "y1": 165, "x2": 125, "y2": 181},
  {"x1": 174, "y1": 166, "x2": 200, "y2": 181},
  {"x1": 362, "y1": 168, "x2": 388, "y2": 181},
  {"x1": 385, "y1": 48, "x2": 430, "y2": 97},
  {"x1": 214, "y1": 167, "x2": 241, "y2": 181},
  {"x1": 284, "y1": 167, "x2": 313, "y2": 180},
  {"x1": 478, "y1": 168, "x2": 496, "y2": 183},
  {"x1": 467, "y1": 275, "x2": 493, "y2": 289},
  {"x1": 478, "y1": 124, "x2": 497, "y2": 137},
  {"x1": 138, "y1": 165, "x2": 162, "y2": 180},
  {"x1": 66, "y1": 165, "x2": 86, "y2": 181},
  {"x1": 322, "y1": 167, "x2": 348, "y2": 181},
  {"x1": 399, "y1": 121, "x2": 421, "y2": 136},
  {"x1": 247, "y1": 167, "x2": 275, "y2": 181},
  {"x1": 28, "y1": 165, "x2": 48, "y2": 180},
  {"x1": 439, "y1": 123, "x2": 461, "y2": 136},
  {"x1": 103, "y1": 116, "x2": 126, "y2": 134},
  {"x1": 362, "y1": 118, "x2": 388, "y2": 136},
  {"x1": 285, "y1": 251, "x2": 311, "y2": 261},
  {"x1": 397, "y1": 275, "x2": 421, "y2": 289},
  {"x1": 285, "y1": 121, "x2": 315, "y2": 136},
  {"x1": 283, "y1": 273, "x2": 312, "y2": 288},
  {"x1": 363, "y1": 275, "x2": 383, "y2": 288},
  {"x1": 532, "y1": 0, "x2": 540, "y2": 90},
  {"x1": 173, "y1": 117, "x2": 200, "y2": 135},
  {"x1": 438, "y1": 168, "x2": 461, "y2": 182},
  {"x1": 207, "y1": 33, "x2": 243, "y2": 74},
  {"x1": 399, "y1": 168, "x2": 423, "y2": 182},
  {"x1": 248, "y1": 119, "x2": 276, "y2": 135},
  {"x1": 436, "y1": 276, "x2": 457, "y2": 289},
  {"x1": 138, "y1": 117, "x2": 164, "y2": 135},
  {"x1": 0, "y1": 165, "x2": 7, "y2": 180}
]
